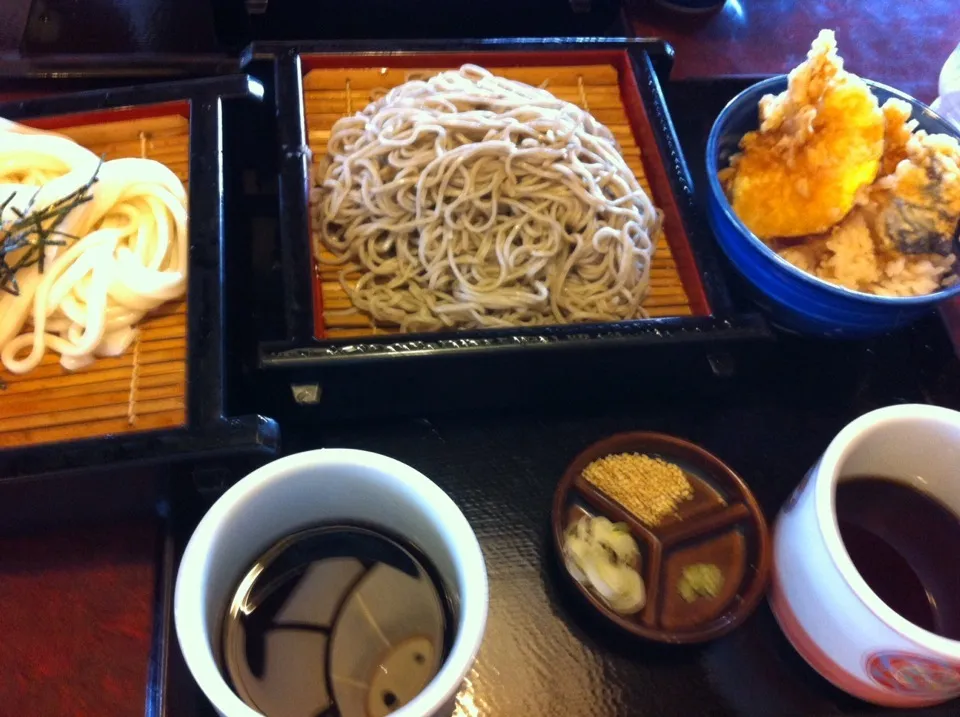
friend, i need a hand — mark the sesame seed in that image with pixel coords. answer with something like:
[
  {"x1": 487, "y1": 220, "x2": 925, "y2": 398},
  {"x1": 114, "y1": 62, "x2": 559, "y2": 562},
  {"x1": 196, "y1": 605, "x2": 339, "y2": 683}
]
[{"x1": 582, "y1": 452, "x2": 694, "y2": 527}]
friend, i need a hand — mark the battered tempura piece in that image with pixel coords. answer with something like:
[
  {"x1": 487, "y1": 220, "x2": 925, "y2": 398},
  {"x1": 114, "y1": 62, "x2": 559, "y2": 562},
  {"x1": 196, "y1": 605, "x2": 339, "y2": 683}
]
[
  {"x1": 730, "y1": 29, "x2": 960, "y2": 296},
  {"x1": 878, "y1": 98, "x2": 917, "y2": 177},
  {"x1": 724, "y1": 30, "x2": 884, "y2": 239},
  {"x1": 866, "y1": 130, "x2": 960, "y2": 256}
]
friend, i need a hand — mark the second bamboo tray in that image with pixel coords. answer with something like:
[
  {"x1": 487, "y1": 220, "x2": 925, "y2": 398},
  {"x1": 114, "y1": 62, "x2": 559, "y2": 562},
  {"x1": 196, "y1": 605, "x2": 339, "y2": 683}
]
[{"x1": 0, "y1": 106, "x2": 189, "y2": 448}]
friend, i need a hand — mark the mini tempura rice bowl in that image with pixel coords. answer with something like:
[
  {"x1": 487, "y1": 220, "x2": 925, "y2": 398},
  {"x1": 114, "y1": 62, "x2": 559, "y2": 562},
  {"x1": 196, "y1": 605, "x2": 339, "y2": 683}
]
[{"x1": 706, "y1": 76, "x2": 960, "y2": 337}]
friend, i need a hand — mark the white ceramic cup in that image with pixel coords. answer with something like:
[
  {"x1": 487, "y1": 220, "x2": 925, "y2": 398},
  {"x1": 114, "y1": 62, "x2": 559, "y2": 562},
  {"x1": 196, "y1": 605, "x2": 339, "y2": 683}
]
[
  {"x1": 771, "y1": 404, "x2": 960, "y2": 707},
  {"x1": 174, "y1": 449, "x2": 489, "y2": 717}
]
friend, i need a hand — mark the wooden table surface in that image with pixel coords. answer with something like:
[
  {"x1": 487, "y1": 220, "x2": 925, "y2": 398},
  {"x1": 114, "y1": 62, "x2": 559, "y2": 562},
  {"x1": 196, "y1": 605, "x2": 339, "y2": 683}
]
[
  {"x1": 0, "y1": 522, "x2": 156, "y2": 716},
  {"x1": 1, "y1": 1, "x2": 958, "y2": 715}
]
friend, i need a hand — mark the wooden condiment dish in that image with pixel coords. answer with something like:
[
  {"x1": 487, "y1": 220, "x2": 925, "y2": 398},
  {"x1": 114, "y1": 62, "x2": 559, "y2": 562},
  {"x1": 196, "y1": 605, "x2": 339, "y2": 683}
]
[{"x1": 551, "y1": 431, "x2": 771, "y2": 644}]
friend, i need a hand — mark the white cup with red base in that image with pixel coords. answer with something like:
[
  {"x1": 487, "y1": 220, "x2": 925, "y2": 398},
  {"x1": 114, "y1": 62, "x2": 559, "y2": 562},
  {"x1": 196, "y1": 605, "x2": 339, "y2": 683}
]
[{"x1": 771, "y1": 404, "x2": 960, "y2": 708}]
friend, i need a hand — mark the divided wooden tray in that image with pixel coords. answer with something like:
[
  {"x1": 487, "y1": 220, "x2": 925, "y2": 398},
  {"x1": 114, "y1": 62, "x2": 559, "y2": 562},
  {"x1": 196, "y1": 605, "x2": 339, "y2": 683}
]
[
  {"x1": 551, "y1": 431, "x2": 771, "y2": 643},
  {"x1": 0, "y1": 105, "x2": 189, "y2": 448},
  {"x1": 301, "y1": 58, "x2": 710, "y2": 340}
]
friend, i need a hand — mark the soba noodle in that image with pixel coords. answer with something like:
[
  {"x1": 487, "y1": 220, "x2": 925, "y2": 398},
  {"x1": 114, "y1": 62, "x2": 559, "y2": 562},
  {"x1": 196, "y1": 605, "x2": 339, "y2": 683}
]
[
  {"x1": 313, "y1": 64, "x2": 662, "y2": 331},
  {"x1": 0, "y1": 122, "x2": 187, "y2": 374}
]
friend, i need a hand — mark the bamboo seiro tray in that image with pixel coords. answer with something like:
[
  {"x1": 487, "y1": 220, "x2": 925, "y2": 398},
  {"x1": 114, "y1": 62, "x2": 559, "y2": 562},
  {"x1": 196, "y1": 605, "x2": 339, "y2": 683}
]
[
  {"x1": 303, "y1": 61, "x2": 709, "y2": 340},
  {"x1": 0, "y1": 105, "x2": 188, "y2": 449},
  {"x1": 258, "y1": 40, "x2": 768, "y2": 374}
]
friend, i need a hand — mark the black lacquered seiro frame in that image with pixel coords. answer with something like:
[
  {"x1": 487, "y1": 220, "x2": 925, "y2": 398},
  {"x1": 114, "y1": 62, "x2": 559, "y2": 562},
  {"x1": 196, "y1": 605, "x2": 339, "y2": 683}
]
[
  {"x1": 243, "y1": 38, "x2": 770, "y2": 371},
  {"x1": 0, "y1": 76, "x2": 279, "y2": 482}
]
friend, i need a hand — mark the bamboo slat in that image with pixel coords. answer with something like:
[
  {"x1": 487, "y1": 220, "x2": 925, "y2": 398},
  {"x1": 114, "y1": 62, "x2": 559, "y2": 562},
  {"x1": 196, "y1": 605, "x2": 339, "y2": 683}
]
[
  {"x1": 0, "y1": 112, "x2": 189, "y2": 449},
  {"x1": 304, "y1": 65, "x2": 692, "y2": 339}
]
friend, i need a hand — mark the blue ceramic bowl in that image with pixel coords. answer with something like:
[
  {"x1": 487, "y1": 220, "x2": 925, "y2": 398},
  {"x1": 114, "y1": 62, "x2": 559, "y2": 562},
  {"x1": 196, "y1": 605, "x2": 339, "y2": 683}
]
[{"x1": 706, "y1": 76, "x2": 960, "y2": 337}]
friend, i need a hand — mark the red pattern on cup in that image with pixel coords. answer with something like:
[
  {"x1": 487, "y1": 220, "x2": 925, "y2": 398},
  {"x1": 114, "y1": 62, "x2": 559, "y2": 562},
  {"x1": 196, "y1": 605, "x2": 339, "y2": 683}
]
[{"x1": 865, "y1": 652, "x2": 960, "y2": 697}]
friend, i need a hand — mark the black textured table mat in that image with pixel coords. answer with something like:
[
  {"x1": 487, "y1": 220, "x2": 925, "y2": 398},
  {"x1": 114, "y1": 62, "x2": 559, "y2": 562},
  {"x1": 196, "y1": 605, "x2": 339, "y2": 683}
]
[{"x1": 160, "y1": 78, "x2": 960, "y2": 717}]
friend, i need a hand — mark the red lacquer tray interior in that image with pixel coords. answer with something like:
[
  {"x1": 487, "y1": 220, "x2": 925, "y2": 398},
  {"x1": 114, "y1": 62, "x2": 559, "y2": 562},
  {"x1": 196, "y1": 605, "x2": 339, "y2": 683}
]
[{"x1": 299, "y1": 50, "x2": 711, "y2": 340}]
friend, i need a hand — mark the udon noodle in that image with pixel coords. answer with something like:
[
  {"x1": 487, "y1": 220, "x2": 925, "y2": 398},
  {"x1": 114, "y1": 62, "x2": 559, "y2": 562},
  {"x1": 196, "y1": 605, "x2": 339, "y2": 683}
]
[
  {"x1": 0, "y1": 121, "x2": 187, "y2": 374},
  {"x1": 313, "y1": 65, "x2": 662, "y2": 331}
]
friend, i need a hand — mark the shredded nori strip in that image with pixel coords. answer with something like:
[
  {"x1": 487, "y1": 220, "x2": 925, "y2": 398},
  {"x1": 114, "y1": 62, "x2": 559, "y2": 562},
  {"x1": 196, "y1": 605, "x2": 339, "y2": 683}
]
[
  {"x1": 0, "y1": 161, "x2": 101, "y2": 389},
  {"x1": 0, "y1": 161, "x2": 101, "y2": 297}
]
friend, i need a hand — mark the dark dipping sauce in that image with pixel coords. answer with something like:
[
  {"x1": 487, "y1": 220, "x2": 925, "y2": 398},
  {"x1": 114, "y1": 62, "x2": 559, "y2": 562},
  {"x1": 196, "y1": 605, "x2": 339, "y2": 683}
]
[
  {"x1": 836, "y1": 477, "x2": 960, "y2": 640},
  {"x1": 219, "y1": 523, "x2": 455, "y2": 717}
]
